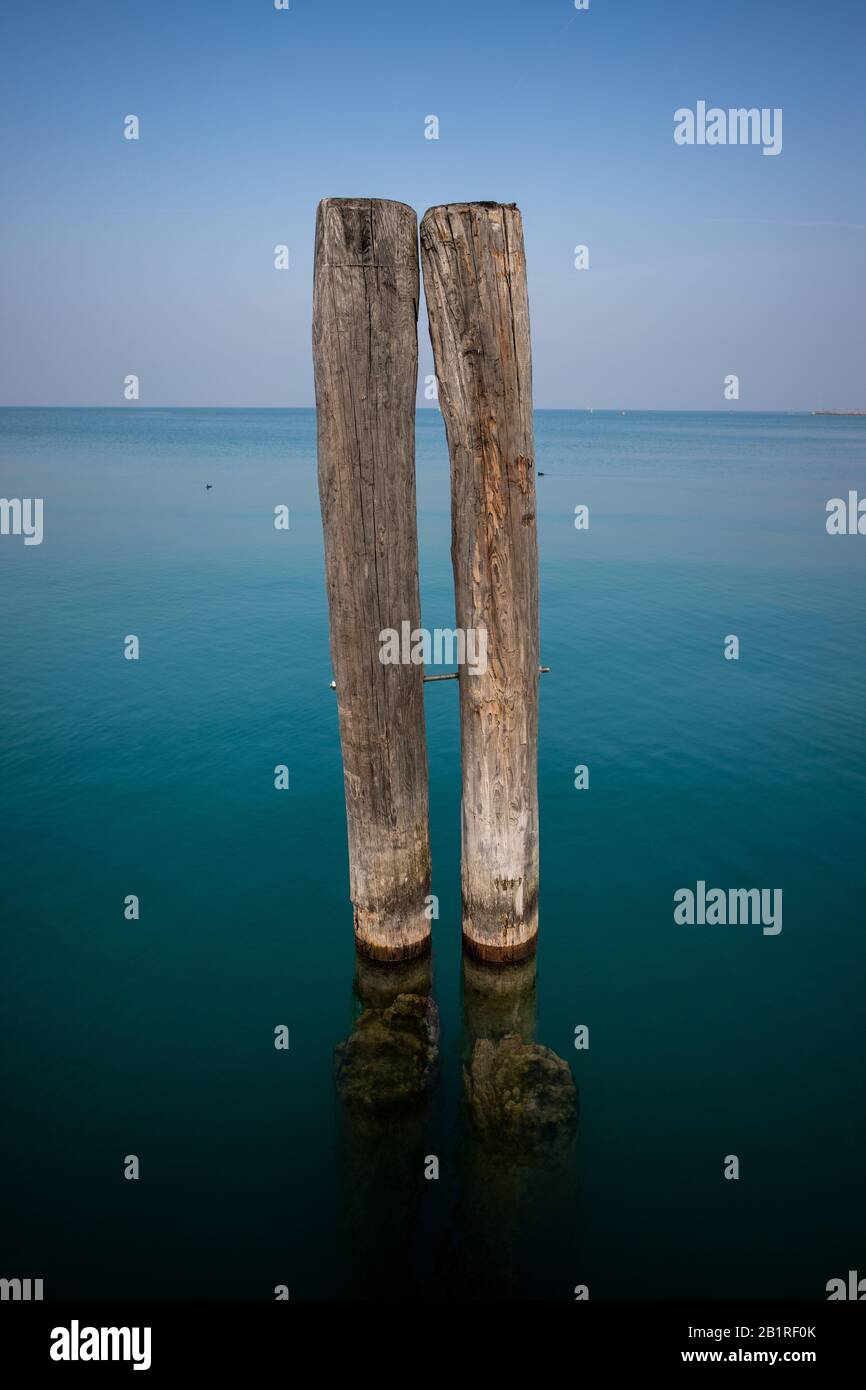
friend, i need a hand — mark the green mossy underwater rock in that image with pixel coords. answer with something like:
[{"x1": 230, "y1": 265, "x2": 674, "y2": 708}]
[
  {"x1": 334, "y1": 993, "x2": 439, "y2": 1109},
  {"x1": 465, "y1": 1034, "x2": 578, "y2": 1158}
]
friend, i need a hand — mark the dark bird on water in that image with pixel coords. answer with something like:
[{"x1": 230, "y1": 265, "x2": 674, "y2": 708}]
[
  {"x1": 537, "y1": 471, "x2": 545, "y2": 476},
  {"x1": 205, "y1": 483, "x2": 213, "y2": 490}
]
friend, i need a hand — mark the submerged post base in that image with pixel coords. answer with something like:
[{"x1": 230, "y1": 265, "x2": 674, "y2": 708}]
[
  {"x1": 354, "y1": 950, "x2": 433, "y2": 1009},
  {"x1": 353, "y1": 905, "x2": 433, "y2": 963},
  {"x1": 461, "y1": 918, "x2": 538, "y2": 964},
  {"x1": 461, "y1": 879, "x2": 538, "y2": 963}
]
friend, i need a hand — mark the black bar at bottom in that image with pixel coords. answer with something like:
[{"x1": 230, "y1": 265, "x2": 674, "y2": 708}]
[{"x1": 0, "y1": 1300, "x2": 862, "y2": 1375}]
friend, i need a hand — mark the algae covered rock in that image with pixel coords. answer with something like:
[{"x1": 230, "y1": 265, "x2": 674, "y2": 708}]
[
  {"x1": 464, "y1": 1033, "x2": 578, "y2": 1157},
  {"x1": 334, "y1": 993, "x2": 439, "y2": 1109}
]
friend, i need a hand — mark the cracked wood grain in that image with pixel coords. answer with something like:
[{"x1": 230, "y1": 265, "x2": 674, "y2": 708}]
[
  {"x1": 314, "y1": 197, "x2": 431, "y2": 960},
  {"x1": 420, "y1": 202, "x2": 540, "y2": 962}
]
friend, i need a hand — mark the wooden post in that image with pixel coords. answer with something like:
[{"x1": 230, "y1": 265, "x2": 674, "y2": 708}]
[
  {"x1": 420, "y1": 202, "x2": 539, "y2": 962},
  {"x1": 314, "y1": 197, "x2": 431, "y2": 961}
]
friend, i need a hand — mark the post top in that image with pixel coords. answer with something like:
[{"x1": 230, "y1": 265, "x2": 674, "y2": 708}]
[
  {"x1": 422, "y1": 202, "x2": 520, "y2": 218},
  {"x1": 317, "y1": 196, "x2": 416, "y2": 215},
  {"x1": 315, "y1": 198, "x2": 418, "y2": 270}
]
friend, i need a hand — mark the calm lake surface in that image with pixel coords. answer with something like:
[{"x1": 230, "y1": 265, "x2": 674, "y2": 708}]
[{"x1": 1, "y1": 407, "x2": 864, "y2": 1299}]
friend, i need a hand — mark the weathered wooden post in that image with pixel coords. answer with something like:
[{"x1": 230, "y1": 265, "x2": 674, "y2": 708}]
[
  {"x1": 420, "y1": 202, "x2": 539, "y2": 962},
  {"x1": 314, "y1": 197, "x2": 431, "y2": 960}
]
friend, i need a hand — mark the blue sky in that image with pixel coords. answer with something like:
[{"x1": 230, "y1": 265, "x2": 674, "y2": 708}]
[{"x1": 1, "y1": 0, "x2": 863, "y2": 408}]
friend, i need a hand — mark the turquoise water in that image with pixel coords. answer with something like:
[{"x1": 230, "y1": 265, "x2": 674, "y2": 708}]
[{"x1": 1, "y1": 407, "x2": 864, "y2": 1300}]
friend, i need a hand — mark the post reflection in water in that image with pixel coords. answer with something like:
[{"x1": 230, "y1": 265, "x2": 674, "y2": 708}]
[
  {"x1": 456, "y1": 952, "x2": 579, "y2": 1298},
  {"x1": 333, "y1": 951, "x2": 439, "y2": 1299},
  {"x1": 333, "y1": 948, "x2": 579, "y2": 1299}
]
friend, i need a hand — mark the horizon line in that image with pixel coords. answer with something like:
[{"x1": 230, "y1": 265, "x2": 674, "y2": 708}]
[{"x1": 2, "y1": 405, "x2": 862, "y2": 415}]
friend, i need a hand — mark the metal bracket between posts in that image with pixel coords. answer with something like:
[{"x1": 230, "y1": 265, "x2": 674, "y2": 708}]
[{"x1": 329, "y1": 667, "x2": 550, "y2": 690}]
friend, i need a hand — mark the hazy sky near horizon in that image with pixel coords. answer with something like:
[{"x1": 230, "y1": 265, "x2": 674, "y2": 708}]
[{"x1": 1, "y1": 0, "x2": 864, "y2": 410}]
